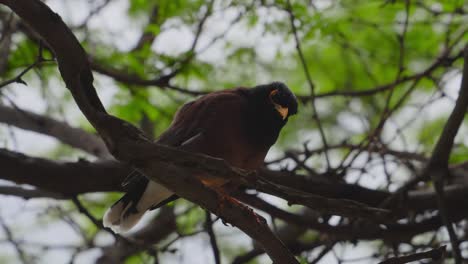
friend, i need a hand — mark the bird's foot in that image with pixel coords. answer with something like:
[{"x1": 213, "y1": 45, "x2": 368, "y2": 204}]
[
  {"x1": 215, "y1": 190, "x2": 266, "y2": 226},
  {"x1": 215, "y1": 191, "x2": 236, "y2": 226},
  {"x1": 216, "y1": 190, "x2": 235, "y2": 212}
]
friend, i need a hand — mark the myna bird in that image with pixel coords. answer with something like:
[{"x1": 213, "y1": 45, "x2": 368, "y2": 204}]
[{"x1": 103, "y1": 82, "x2": 298, "y2": 233}]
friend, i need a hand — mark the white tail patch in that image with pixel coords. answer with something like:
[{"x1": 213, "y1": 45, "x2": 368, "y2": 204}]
[{"x1": 103, "y1": 182, "x2": 173, "y2": 233}]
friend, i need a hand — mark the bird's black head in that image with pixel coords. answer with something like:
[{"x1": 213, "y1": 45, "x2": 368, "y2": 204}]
[
  {"x1": 244, "y1": 82, "x2": 298, "y2": 147},
  {"x1": 250, "y1": 82, "x2": 298, "y2": 121}
]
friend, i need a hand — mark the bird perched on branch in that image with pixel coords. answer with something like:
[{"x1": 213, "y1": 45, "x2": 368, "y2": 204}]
[{"x1": 103, "y1": 82, "x2": 298, "y2": 233}]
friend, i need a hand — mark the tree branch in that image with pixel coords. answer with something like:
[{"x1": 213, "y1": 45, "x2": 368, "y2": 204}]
[
  {"x1": 89, "y1": 60, "x2": 204, "y2": 96},
  {"x1": 0, "y1": 55, "x2": 53, "y2": 89},
  {"x1": 297, "y1": 48, "x2": 464, "y2": 101},
  {"x1": 1, "y1": 147, "x2": 467, "y2": 218},
  {"x1": 0, "y1": 185, "x2": 64, "y2": 199},
  {"x1": 424, "y1": 45, "x2": 468, "y2": 264},
  {"x1": 1, "y1": 148, "x2": 468, "y2": 252},
  {"x1": 378, "y1": 246, "x2": 446, "y2": 264},
  {"x1": 428, "y1": 46, "x2": 468, "y2": 168},
  {"x1": 0, "y1": 13, "x2": 16, "y2": 74},
  {"x1": 87, "y1": 0, "x2": 215, "y2": 98},
  {"x1": 285, "y1": 0, "x2": 331, "y2": 167},
  {"x1": 205, "y1": 211, "x2": 221, "y2": 264},
  {"x1": 0, "y1": 148, "x2": 126, "y2": 194},
  {"x1": 0, "y1": 104, "x2": 111, "y2": 159}
]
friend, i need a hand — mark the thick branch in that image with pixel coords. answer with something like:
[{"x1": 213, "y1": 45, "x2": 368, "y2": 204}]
[
  {"x1": 0, "y1": 148, "x2": 126, "y2": 194},
  {"x1": 2, "y1": 149, "x2": 468, "y2": 247},
  {"x1": 238, "y1": 194, "x2": 468, "y2": 242},
  {"x1": 428, "y1": 46, "x2": 468, "y2": 168},
  {"x1": 253, "y1": 175, "x2": 390, "y2": 220},
  {"x1": 1, "y1": 148, "x2": 467, "y2": 216},
  {"x1": 0, "y1": 13, "x2": 16, "y2": 74},
  {"x1": 119, "y1": 142, "x2": 390, "y2": 220},
  {"x1": 424, "y1": 46, "x2": 468, "y2": 264}
]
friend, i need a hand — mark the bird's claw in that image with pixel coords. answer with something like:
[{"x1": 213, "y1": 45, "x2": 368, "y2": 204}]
[{"x1": 215, "y1": 190, "x2": 266, "y2": 226}]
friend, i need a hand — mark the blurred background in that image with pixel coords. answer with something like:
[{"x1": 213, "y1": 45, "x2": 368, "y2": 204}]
[{"x1": 0, "y1": 0, "x2": 468, "y2": 263}]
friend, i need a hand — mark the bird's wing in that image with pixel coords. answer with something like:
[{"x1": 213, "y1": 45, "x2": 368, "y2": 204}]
[
  {"x1": 121, "y1": 101, "x2": 199, "y2": 190},
  {"x1": 155, "y1": 101, "x2": 199, "y2": 146},
  {"x1": 156, "y1": 89, "x2": 248, "y2": 150},
  {"x1": 122, "y1": 89, "x2": 248, "y2": 190}
]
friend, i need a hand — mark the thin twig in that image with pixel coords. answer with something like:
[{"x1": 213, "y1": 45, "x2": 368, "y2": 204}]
[
  {"x1": 309, "y1": 242, "x2": 335, "y2": 264},
  {"x1": 0, "y1": 185, "x2": 65, "y2": 199},
  {"x1": 0, "y1": 58, "x2": 53, "y2": 89},
  {"x1": 378, "y1": 246, "x2": 446, "y2": 264},
  {"x1": 204, "y1": 211, "x2": 221, "y2": 264},
  {"x1": 71, "y1": 197, "x2": 104, "y2": 227},
  {"x1": 0, "y1": 216, "x2": 29, "y2": 264},
  {"x1": 297, "y1": 49, "x2": 464, "y2": 100},
  {"x1": 285, "y1": 0, "x2": 331, "y2": 168}
]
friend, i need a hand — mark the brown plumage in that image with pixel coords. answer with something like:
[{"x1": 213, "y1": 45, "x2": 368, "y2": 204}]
[{"x1": 103, "y1": 82, "x2": 298, "y2": 233}]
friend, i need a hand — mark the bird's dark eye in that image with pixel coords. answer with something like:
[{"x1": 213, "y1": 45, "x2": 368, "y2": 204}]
[{"x1": 269, "y1": 89, "x2": 282, "y2": 105}]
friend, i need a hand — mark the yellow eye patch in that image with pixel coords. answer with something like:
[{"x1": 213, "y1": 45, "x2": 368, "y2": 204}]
[{"x1": 270, "y1": 89, "x2": 288, "y2": 119}]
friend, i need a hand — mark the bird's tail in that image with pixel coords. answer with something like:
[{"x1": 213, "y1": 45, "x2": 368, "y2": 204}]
[{"x1": 103, "y1": 181, "x2": 174, "y2": 233}]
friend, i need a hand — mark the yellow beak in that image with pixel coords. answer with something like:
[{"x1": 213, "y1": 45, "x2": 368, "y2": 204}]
[{"x1": 275, "y1": 104, "x2": 289, "y2": 120}]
